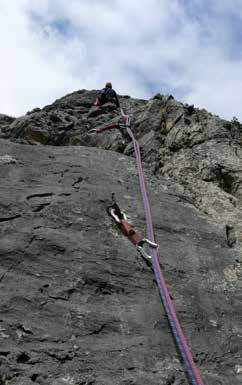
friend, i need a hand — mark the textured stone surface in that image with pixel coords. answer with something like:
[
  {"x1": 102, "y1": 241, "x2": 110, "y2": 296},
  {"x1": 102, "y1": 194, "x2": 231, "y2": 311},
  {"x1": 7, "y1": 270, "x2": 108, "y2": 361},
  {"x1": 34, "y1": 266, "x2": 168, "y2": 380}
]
[
  {"x1": 1, "y1": 90, "x2": 241, "y2": 226},
  {"x1": 0, "y1": 90, "x2": 241, "y2": 384},
  {"x1": 0, "y1": 139, "x2": 241, "y2": 385},
  {"x1": 0, "y1": 114, "x2": 15, "y2": 138}
]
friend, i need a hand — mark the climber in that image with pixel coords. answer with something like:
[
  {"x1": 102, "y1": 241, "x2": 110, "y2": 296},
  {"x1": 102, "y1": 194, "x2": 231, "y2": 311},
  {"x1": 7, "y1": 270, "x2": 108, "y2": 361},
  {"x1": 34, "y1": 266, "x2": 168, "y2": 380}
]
[{"x1": 95, "y1": 82, "x2": 120, "y2": 108}]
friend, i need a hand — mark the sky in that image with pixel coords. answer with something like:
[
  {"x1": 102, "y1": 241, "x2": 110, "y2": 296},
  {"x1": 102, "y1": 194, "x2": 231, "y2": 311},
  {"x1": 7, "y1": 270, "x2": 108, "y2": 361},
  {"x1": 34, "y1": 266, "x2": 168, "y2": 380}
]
[{"x1": 1, "y1": 0, "x2": 242, "y2": 120}]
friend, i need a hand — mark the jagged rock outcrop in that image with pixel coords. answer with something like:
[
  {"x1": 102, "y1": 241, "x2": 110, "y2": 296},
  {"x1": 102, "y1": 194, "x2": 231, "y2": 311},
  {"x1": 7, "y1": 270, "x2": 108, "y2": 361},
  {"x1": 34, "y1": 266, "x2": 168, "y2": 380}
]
[
  {"x1": 0, "y1": 114, "x2": 15, "y2": 135},
  {"x1": 1, "y1": 91, "x2": 241, "y2": 227},
  {"x1": 0, "y1": 90, "x2": 241, "y2": 385}
]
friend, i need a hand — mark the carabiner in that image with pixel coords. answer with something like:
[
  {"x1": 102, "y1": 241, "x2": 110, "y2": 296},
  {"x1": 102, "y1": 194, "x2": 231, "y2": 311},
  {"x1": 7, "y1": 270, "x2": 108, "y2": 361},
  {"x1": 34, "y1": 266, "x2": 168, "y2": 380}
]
[
  {"x1": 109, "y1": 208, "x2": 127, "y2": 224},
  {"x1": 118, "y1": 123, "x2": 128, "y2": 130},
  {"x1": 139, "y1": 238, "x2": 158, "y2": 248},
  {"x1": 87, "y1": 128, "x2": 97, "y2": 135},
  {"x1": 136, "y1": 245, "x2": 152, "y2": 263}
]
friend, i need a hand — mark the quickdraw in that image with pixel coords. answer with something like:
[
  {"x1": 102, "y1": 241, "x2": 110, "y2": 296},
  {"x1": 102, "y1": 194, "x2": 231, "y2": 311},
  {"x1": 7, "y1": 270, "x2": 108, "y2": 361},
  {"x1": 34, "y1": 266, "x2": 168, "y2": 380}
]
[
  {"x1": 107, "y1": 202, "x2": 158, "y2": 264},
  {"x1": 88, "y1": 122, "x2": 127, "y2": 135}
]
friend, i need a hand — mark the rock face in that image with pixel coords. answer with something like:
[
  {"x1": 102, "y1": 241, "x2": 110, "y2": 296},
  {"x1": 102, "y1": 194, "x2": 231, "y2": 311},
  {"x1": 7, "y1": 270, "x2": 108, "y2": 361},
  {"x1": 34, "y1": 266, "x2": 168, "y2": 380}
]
[
  {"x1": 2, "y1": 91, "x2": 241, "y2": 226},
  {"x1": 0, "y1": 114, "x2": 15, "y2": 136},
  {"x1": 0, "y1": 90, "x2": 241, "y2": 385}
]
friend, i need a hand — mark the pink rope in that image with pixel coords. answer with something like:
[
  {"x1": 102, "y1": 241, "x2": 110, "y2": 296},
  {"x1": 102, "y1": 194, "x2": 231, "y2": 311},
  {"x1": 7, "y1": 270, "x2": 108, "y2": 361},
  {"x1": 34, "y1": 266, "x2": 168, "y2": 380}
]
[{"x1": 120, "y1": 109, "x2": 204, "y2": 385}]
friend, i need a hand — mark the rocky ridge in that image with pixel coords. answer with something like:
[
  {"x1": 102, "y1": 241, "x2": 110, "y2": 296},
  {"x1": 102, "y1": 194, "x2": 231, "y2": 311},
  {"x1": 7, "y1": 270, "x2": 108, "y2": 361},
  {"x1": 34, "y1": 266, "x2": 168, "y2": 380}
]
[
  {"x1": 0, "y1": 90, "x2": 241, "y2": 385},
  {"x1": 1, "y1": 90, "x2": 241, "y2": 227}
]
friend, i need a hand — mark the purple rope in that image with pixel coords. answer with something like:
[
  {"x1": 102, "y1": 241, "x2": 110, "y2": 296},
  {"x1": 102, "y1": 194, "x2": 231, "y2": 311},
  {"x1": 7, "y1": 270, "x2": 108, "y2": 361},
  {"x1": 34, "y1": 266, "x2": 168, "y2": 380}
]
[{"x1": 121, "y1": 109, "x2": 204, "y2": 385}]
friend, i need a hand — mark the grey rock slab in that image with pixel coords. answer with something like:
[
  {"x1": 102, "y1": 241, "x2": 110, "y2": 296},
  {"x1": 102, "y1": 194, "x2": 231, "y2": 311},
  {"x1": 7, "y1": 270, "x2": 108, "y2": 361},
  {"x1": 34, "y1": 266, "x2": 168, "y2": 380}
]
[{"x1": 0, "y1": 139, "x2": 241, "y2": 384}]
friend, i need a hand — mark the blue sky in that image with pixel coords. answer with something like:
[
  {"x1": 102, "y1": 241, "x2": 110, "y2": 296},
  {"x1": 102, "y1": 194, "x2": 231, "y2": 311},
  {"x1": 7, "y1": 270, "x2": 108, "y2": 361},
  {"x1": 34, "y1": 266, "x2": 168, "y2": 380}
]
[{"x1": 1, "y1": 0, "x2": 242, "y2": 120}]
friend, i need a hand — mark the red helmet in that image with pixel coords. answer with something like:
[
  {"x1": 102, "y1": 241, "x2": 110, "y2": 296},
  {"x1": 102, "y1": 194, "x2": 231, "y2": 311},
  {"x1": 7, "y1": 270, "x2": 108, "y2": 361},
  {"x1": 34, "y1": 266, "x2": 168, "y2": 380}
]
[{"x1": 105, "y1": 82, "x2": 112, "y2": 88}]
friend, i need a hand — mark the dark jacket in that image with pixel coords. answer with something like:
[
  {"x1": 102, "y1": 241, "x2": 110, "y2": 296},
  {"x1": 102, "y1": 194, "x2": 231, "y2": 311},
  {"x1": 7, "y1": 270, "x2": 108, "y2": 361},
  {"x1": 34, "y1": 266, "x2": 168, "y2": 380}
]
[{"x1": 99, "y1": 87, "x2": 120, "y2": 107}]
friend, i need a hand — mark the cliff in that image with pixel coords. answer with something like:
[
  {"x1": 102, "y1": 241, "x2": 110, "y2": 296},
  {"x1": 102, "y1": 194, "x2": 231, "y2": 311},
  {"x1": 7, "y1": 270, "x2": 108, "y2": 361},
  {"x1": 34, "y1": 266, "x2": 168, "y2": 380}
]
[{"x1": 0, "y1": 90, "x2": 241, "y2": 385}]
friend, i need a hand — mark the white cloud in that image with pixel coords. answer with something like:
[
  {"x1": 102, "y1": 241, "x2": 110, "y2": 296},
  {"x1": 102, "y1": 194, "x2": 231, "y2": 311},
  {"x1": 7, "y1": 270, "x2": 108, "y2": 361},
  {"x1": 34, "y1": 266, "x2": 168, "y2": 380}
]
[{"x1": 0, "y1": 0, "x2": 242, "y2": 120}]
